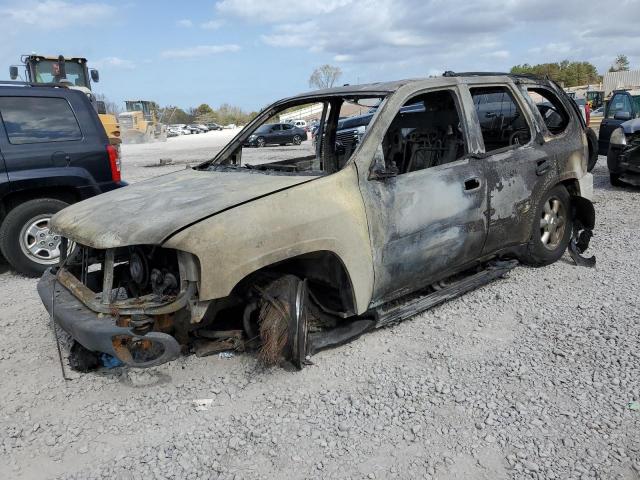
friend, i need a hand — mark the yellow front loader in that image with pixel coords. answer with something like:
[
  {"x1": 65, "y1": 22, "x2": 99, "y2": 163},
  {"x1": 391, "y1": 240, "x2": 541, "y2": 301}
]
[
  {"x1": 9, "y1": 54, "x2": 121, "y2": 147},
  {"x1": 118, "y1": 100, "x2": 167, "y2": 143}
]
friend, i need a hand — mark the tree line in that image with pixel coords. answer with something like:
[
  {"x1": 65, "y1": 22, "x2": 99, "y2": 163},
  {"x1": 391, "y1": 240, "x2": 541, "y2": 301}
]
[{"x1": 510, "y1": 54, "x2": 632, "y2": 87}]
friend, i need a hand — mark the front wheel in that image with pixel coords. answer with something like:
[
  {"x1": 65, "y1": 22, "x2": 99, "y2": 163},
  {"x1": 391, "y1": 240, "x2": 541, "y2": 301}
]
[
  {"x1": 256, "y1": 137, "x2": 266, "y2": 148},
  {"x1": 0, "y1": 198, "x2": 72, "y2": 276},
  {"x1": 521, "y1": 185, "x2": 572, "y2": 267}
]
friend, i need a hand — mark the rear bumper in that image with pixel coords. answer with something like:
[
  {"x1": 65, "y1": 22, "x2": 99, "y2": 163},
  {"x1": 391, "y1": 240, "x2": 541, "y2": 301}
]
[{"x1": 38, "y1": 268, "x2": 180, "y2": 368}]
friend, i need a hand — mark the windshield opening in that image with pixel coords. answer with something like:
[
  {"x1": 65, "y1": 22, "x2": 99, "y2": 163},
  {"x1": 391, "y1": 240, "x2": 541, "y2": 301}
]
[
  {"x1": 33, "y1": 60, "x2": 88, "y2": 87},
  {"x1": 204, "y1": 95, "x2": 386, "y2": 175}
]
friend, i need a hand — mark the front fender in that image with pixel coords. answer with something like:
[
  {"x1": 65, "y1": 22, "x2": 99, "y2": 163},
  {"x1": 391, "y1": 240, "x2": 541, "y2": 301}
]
[{"x1": 163, "y1": 164, "x2": 375, "y2": 314}]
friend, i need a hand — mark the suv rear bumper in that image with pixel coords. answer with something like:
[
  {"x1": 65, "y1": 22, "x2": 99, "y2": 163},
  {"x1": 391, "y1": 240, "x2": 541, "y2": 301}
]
[{"x1": 38, "y1": 268, "x2": 181, "y2": 368}]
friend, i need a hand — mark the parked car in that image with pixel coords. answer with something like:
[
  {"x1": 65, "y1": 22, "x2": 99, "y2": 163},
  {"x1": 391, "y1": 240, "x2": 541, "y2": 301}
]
[
  {"x1": 206, "y1": 123, "x2": 223, "y2": 131},
  {"x1": 169, "y1": 124, "x2": 191, "y2": 135},
  {"x1": 0, "y1": 83, "x2": 125, "y2": 276},
  {"x1": 38, "y1": 73, "x2": 595, "y2": 371},
  {"x1": 592, "y1": 106, "x2": 604, "y2": 117},
  {"x1": 598, "y1": 89, "x2": 640, "y2": 155},
  {"x1": 192, "y1": 124, "x2": 210, "y2": 132},
  {"x1": 287, "y1": 119, "x2": 308, "y2": 131},
  {"x1": 223, "y1": 124, "x2": 237, "y2": 129},
  {"x1": 186, "y1": 124, "x2": 206, "y2": 134},
  {"x1": 606, "y1": 118, "x2": 640, "y2": 186},
  {"x1": 244, "y1": 123, "x2": 307, "y2": 147}
]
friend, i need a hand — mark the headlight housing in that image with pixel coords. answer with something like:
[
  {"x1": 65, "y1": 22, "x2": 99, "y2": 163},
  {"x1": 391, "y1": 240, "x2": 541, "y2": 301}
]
[
  {"x1": 610, "y1": 127, "x2": 627, "y2": 146},
  {"x1": 248, "y1": 134, "x2": 256, "y2": 141}
]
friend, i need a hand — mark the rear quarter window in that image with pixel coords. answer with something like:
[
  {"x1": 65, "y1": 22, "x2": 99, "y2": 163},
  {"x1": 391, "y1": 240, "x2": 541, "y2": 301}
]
[{"x1": 0, "y1": 96, "x2": 83, "y2": 145}]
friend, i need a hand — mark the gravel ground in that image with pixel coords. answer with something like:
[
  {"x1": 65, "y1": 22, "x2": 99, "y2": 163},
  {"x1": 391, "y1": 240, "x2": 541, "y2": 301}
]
[{"x1": 0, "y1": 137, "x2": 638, "y2": 480}]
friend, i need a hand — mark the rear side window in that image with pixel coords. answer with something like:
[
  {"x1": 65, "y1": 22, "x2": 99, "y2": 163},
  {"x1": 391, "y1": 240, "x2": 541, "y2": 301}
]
[
  {"x1": 470, "y1": 86, "x2": 532, "y2": 152},
  {"x1": 0, "y1": 96, "x2": 82, "y2": 145},
  {"x1": 527, "y1": 88, "x2": 570, "y2": 135}
]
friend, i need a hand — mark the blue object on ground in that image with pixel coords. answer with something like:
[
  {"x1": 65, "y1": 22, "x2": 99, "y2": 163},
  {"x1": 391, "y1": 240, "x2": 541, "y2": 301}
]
[{"x1": 100, "y1": 353, "x2": 123, "y2": 368}]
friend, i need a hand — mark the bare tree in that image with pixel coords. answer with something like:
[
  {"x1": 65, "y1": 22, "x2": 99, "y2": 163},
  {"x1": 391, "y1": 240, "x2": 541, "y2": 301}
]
[
  {"x1": 609, "y1": 54, "x2": 630, "y2": 72},
  {"x1": 309, "y1": 65, "x2": 343, "y2": 89}
]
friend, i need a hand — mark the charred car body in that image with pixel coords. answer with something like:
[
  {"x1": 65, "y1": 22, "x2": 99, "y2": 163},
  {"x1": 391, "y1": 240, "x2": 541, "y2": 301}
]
[{"x1": 38, "y1": 73, "x2": 595, "y2": 370}]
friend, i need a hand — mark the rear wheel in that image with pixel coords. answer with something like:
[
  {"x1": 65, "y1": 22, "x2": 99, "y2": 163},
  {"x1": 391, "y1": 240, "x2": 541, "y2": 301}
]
[
  {"x1": 293, "y1": 135, "x2": 302, "y2": 145},
  {"x1": 586, "y1": 128, "x2": 598, "y2": 172},
  {"x1": 521, "y1": 185, "x2": 572, "y2": 266},
  {"x1": 0, "y1": 198, "x2": 72, "y2": 277}
]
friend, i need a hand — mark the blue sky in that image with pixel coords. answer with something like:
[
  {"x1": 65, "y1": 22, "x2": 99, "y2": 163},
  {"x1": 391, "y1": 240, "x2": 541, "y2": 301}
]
[{"x1": 1, "y1": 0, "x2": 639, "y2": 112}]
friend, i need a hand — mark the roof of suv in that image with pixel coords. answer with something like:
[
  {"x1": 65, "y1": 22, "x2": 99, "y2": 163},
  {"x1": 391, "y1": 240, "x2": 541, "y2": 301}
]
[{"x1": 280, "y1": 72, "x2": 551, "y2": 105}]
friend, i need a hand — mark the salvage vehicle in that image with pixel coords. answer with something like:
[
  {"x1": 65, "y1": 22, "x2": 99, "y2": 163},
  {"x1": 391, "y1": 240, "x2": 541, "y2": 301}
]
[
  {"x1": 244, "y1": 123, "x2": 307, "y2": 147},
  {"x1": 0, "y1": 82, "x2": 125, "y2": 277},
  {"x1": 607, "y1": 117, "x2": 640, "y2": 186},
  {"x1": 38, "y1": 73, "x2": 595, "y2": 371}
]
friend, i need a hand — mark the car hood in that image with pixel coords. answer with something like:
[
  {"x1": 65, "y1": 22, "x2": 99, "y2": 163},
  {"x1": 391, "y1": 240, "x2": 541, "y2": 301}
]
[{"x1": 52, "y1": 168, "x2": 314, "y2": 249}]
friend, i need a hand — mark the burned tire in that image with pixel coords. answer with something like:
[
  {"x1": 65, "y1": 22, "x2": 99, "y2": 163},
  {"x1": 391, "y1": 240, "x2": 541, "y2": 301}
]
[
  {"x1": 256, "y1": 275, "x2": 308, "y2": 369},
  {"x1": 521, "y1": 185, "x2": 572, "y2": 267},
  {"x1": 0, "y1": 198, "x2": 70, "y2": 277}
]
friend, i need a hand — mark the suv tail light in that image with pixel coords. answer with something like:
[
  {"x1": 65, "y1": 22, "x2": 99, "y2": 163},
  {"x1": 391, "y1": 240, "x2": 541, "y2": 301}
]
[{"x1": 106, "y1": 144, "x2": 121, "y2": 182}]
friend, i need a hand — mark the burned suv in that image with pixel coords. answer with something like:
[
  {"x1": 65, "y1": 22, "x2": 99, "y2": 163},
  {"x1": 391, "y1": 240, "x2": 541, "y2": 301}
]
[{"x1": 38, "y1": 73, "x2": 595, "y2": 370}]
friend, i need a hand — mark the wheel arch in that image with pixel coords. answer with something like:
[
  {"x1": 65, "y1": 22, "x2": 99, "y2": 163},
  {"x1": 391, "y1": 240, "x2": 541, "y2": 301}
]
[
  {"x1": 0, "y1": 187, "x2": 78, "y2": 223},
  {"x1": 230, "y1": 249, "x2": 358, "y2": 315}
]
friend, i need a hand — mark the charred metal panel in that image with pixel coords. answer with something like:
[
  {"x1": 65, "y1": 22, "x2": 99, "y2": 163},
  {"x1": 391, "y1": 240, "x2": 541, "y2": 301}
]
[
  {"x1": 50, "y1": 169, "x2": 314, "y2": 249},
  {"x1": 163, "y1": 164, "x2": 374, "y2": 314},
  {"x1": 359, "y1": 159, "x2": 488, "y2": 305}
]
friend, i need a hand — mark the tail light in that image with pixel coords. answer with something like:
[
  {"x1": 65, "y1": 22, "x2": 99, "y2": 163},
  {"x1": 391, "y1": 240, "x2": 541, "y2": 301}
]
[{"x1": 106, "y1": 144, "x2": 121, "y2": 182}]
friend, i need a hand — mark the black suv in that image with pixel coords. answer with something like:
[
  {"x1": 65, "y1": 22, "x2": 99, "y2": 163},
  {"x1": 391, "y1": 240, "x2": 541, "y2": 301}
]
[{"x1": 0, "y1": 83, "x2": 125, "y2": 276}]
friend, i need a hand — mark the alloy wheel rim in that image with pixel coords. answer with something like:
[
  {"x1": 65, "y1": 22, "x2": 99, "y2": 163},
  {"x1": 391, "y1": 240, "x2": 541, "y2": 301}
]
[
  {"x1": 540, "y1": 196, "x2": 566, "y2": 250},
  {"x1": 19, "y1": 215, "x2": 71, "y2": 264}
]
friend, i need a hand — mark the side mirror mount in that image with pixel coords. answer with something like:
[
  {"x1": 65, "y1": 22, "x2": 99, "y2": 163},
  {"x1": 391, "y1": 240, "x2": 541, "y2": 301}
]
[
  {"x1": 9, "y1": 66, "x2": 18, "y2": 80},
  {"x1": 90, "y1": 69, "x2": 100, "y2": 83},
  {"x1": 614, "y1": 111, "x2": 632, "y2": 121},
  {"x1": 371, "y1": 163, "x2": 399, "y2": 180}
]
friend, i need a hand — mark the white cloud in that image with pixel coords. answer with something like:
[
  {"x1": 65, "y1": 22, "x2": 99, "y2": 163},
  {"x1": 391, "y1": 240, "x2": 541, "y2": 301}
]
[
  {"x1": 216, "y1": 0, "x2": 352, "y2": 22},
  {"x1": 177, "y1": 19, "x2": 193, "y2": 28},
  {"x1": 93, "y1": 57, "x2": 136, "y2": 70},
  {"x1": 214, "y1": 0, "x2": 640, "y2": 74},
  {"x1": 201, "y1": 19, "x2": 224, "y2": 30},
  {"x1": 160, "y1": 44, "x2": 241, "y2": 59},
  {"x1": 0, "y1": 0, "x2": 114, "y2": 29},
  {"x1": 484, "y1": 50, "x2": 510, "y2": 59}
]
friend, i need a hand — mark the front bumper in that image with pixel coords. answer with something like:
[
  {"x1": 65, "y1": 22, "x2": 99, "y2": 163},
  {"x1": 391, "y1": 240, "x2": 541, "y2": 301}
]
[
  {"x1": 38, "y1": 269, "x2": 181, "y2": 368},
  {"x1": 608, "y1": 142, "x2": 640, "y2": 185}
]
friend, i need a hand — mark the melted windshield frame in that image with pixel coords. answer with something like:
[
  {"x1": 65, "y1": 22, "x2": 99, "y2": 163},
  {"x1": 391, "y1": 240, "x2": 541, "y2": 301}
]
[{"x1": 199, "y1": 94, "x2": 388, "y2": 176}]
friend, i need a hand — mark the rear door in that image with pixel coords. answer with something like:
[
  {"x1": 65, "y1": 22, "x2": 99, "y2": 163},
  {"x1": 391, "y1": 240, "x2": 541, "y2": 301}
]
[
  {"x1": 0, "y1": 89, "x2": 109, "y2": 190},
  {"x1": 281, "y1": 123, "x2": 295, "y2": 142},
  {"x1": 464, "y1": 84, "x2": 553, "y2": 255},
  {"x1": 599, "y1": 92, "x2": 634, "y2": 154}
]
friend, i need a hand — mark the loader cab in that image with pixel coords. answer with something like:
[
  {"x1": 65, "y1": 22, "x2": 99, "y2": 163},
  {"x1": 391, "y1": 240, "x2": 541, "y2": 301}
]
[
  {"x1": 10, "y1": 55, "x2": 99, "y2": 90},
  {"x1": 125, "y1": 100, "x2": 155, "y2": 122}
]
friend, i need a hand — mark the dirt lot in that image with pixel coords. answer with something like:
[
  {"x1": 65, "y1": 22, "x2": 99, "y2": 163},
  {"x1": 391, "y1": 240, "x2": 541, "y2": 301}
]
[{"x1": 0, "y1": 132, "x2": 638, "y2": 480}]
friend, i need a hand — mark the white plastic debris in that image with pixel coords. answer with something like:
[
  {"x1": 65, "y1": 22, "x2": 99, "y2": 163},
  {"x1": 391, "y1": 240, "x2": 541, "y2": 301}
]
[{"x1": 193, "y1": 399, "x2": 214, "y2": 411}]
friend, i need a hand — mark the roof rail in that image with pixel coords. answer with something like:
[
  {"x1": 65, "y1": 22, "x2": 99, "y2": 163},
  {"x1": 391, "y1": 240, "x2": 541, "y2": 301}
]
[
  {"x1": 442, "y1": 71, "x2": 545, "y2": 80},
  {"x1": 0, "y1": 80, "x2": 69, "y2": 88}
]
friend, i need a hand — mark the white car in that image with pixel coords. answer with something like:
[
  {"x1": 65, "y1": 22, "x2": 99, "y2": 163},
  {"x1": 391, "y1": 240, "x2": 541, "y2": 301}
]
[{"x1": 288, "y1": 119, "x2": 308, "y2": 130}]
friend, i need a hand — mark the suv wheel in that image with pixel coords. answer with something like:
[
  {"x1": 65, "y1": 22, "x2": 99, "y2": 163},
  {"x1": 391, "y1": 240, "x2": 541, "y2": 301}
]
[
  {"x1": 521, "y1": 185, "x2": 572, "y2": 267},
  {"x1": 293, "y1": 135, "x2": 302, "y2": 145},
  {"x1": 0, "y1": 198, "x2": 71, "y2": 277}
]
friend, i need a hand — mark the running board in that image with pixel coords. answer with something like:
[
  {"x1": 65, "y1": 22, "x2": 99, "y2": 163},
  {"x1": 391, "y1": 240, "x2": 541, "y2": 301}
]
[{"x1": 373, "y1": 260, "x2": 518, "y2": 328}]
